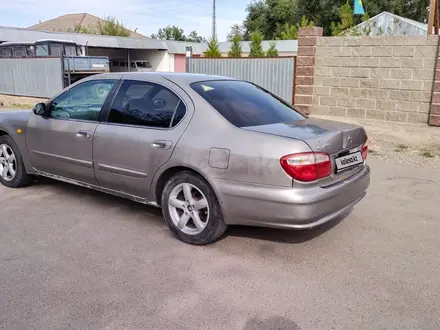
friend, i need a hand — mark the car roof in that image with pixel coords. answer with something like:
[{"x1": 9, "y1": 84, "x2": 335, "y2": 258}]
[{"x1": 89, "y1": 72, "x2": 237, "y2": 84}]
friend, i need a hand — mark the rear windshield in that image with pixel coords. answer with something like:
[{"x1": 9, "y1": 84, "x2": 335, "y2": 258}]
[{"x1": 191, "y1": 80, "x2": 305, "y2": 128}]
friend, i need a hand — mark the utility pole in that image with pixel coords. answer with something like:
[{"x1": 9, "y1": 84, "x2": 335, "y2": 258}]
[{"x1": 212, "y1": 0, "x2": 217, "y2": 40}]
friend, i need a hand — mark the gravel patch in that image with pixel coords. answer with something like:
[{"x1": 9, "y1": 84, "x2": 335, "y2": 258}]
[
  {"x1": 368, "y1": 136, "x2": 440, "y2": 169},
  {"x1": 314, "y1": 115, "x2": 440, "y2": 169}
]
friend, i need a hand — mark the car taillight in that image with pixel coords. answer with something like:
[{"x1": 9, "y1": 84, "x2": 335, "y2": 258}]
[
  {"x1": 361, "y1": 140, "x2": 368, "y2": 160},
  {"x1": 280, "y1": 152, "x2": 332, "y2": 182}
]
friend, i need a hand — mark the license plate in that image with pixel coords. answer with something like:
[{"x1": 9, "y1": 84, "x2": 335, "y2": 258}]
[{"x1": 335, "y1": 151, "x2": 363, "y2": 171}]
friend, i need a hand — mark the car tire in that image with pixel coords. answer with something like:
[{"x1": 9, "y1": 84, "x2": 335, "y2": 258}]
[
  {"x1": 0, "y1": 135, "x2": 33, "y2": 188},
  {"x1": 161, "y1": 171, "x2": 227, "y2": 245}
]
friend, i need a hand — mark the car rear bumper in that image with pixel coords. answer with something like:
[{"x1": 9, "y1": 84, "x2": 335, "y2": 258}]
[{"x1": 210, "y1": 165, "x2": 370, "y2": 229}]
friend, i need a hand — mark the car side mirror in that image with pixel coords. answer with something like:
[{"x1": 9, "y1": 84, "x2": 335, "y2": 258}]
[{"x1": 33, "y1": 103, "x2": 47, "y2": 116}]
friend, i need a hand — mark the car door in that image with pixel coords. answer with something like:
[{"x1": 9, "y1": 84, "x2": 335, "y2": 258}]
[
  {"x1": 93, "y1": 77, "x2": 192, "y2": 198},
  {"x1": 26, "y1": 78, "x2": 118, "y2": 185}
]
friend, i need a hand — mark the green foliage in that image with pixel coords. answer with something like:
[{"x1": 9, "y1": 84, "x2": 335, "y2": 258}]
[
  {"x1": 97, "y1": 16, "x2": 131, "y2": 37},
  {"x1": 69, "y1": 23, "x2": 94, "y2": 34},
  {"x1": 266, "y1": 41, "x2": 279, "y2": 56},
  {"x1": 186, "y1": 31, "x2": 207, "y2": 43},
  {"x1": 330, "y1": 2, "x2": 354, "y2": 36},
  {"x1": 151, "y1": 25, "x2": 186, "y2": 41},
  {"x1": 151, "y1": 25, "x2": 205, "y2": 42},
  {"x1": 249, "y1": 31, "x2": 265, "y2": 57},
  {"x1": 300, "y1": 16, "x2": 315, "y2": 28},
  {"x1": 227, "y1": 24, "x2": 245, "y2": 41},
  {"x1": 278, "y1": 23, "x2": 298, "y2": 40},
  {"x1": 243, "y1": 0, "x2": 298, "y2": 40},
  {"x1": 276, "y1": 15, "x2": 315, "y2": 40},
  {"x1": 67, "y1": 16, "x2": 131, "y2": 36},
  {"x1": 228, "y1": 33, "x2": 243, "y2": 57},
  {"x1": 244, "y1": 0, "x2": 429, "y2": 37},
  {"x1": 204, "y1": 37, "x2": 221, "y2": 57}
]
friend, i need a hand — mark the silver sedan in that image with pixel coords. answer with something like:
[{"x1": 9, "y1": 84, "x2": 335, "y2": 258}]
[{"x1": 0, "y1": 72, "x2": 370, "y2": 244}]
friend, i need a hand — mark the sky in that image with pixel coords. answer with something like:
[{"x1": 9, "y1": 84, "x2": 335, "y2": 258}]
[{"x1": 0, "y1": 0, "x2": 250, "y2": 41}]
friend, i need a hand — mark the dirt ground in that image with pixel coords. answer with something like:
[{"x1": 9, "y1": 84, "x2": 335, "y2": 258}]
[
  {"x1": 1, "y1": 159, "x2": 439, "y2": 330},
  {"x1": 314, "y1": 115, "x2": 440, "y2": 169},
  {"x1": 0, "y1": 94, "x2": 47, "y2": 109}
]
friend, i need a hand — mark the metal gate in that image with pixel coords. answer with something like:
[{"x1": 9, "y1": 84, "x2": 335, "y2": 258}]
[
  {"x1": 0, "y1": 57, "x2": 63, "y2": 98},
  {"x1": 187, "y1": 57, "x2": 296, "y2": 103}
]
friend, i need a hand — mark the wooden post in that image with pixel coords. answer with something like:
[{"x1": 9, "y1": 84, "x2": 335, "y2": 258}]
[
  {"x1": 428, "y1": 0, "x2": 438, "y2": 35},
  {"x1": 435, "y1": 0, "x2": 439, "y2": 35}
]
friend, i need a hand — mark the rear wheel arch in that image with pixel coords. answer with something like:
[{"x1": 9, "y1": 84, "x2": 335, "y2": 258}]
[{"x1": 154, "y1": 166, "x2": 220, "y2": 207}]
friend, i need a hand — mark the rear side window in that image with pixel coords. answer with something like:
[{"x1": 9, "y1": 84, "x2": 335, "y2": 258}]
[
  {"x1": 13, "y1": 46, "x2": 27, "y2": 57},
  {"x1": 191, "y1": 80, "x2": 305, "y2": 128},
  {"x1": 0, "y1": 46, "x2": 12, "y2": 57},
  {"x1": 108, "y1": 80, "x2": 186, "y2": 128}
]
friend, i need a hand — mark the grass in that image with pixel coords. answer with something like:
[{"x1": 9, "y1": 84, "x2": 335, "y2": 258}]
[
  {"x1": 395, "y1": 143, "x2": 409, "y2": 152},
  {"x1": 0, "y1": 102, "x2": 34, "y2": 109},
  {"x1": 420, "y1": 149, "x2": 435, "y2": 158},
  {"x1": 369, "y1": 149, "x2": 379, "y2": 156}
]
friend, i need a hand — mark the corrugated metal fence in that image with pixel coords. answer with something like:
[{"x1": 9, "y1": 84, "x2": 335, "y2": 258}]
[
  {"x1": 187, "y1": 57, "x2": 295, "y2": 103},
  {"x1": 0, "y1": 58, "x2": 63, "y2": 98}
]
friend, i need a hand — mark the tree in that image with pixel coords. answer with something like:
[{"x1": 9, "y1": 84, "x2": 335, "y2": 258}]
[
  {"x1": 242, "y1": 0, "x2": 430, "y2": 38},
  {"x1": 204, "y1": 37, "x2": 221, "y2": 57},
  {"x1": 97, "y1": 16, "x2": 131, "y2": 37},
  {"x1": 67, "y1": 16, "x2": 131, "y2": 36},
  {"x1": 70, "y1": 23, "x2": 94, "y2": 34},
  {"x1": 187, "y1": 30, "x2": 206, "y2": 42},
  {"x1": 243, "y1": 0, "x2": 297, "y2": 40},
  {"x1": 276, "y1": 16, "x2": 314, "y2": 40},
  {"x1": 266, "y1": 41, "x2": 279, "y2": 56},
  {"x1": 249, "y1": 31, "x2": 265, "y2": 57},
  {"x1": 151, "y1": 25, "x2": 186, "y2": 41},
  {"x1": 331, "y1": 2, "x2": 354, "y2": 36},
  {"x1": 277, "y1": 23, "x2": 298, "y2": 40},
  {"x1": 228, "y1": 33, "x2": 243, "y2": 57},
  {"x1": 227, "y1": 24, "x2": 245, "y2": 41},
  {"x1": 151, "y1": 26, "x2": 206, "y2": 42}
]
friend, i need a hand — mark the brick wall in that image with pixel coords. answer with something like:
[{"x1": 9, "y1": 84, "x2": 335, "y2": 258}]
[
  {"x1": 295, "y1": 28, "x2": 440, "y2": 125},
  {"x1": 313, "y1": 36, "x2": 439, "y2": 123}
]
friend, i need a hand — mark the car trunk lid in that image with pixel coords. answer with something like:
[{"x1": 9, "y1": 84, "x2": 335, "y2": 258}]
[
  {"x1": 243, "y1": 118, "x2": 367, "y2": 154},
  {"x1": 243, "y1": 118, "x2": 368, "y2": 185}
]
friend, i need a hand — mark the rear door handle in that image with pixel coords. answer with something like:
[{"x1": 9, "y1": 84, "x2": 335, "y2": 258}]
[
  {"x1": 152, "y1": 140, "x2": 172, "y2": 150},
  {"x1": 76, "y1": 131, "x2": 92, "y2": 139}
]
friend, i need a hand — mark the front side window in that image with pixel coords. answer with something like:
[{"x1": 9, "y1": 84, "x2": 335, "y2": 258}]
[
  {"x1": 36, "y1": 44, "x2": 49, "y2": 56},
  {"x1": 49, "y1": 80, "x2": 116, "y2": 121},
  {"x1": 108, "y1": 80, "x2": 186, "y2": 128},
  {"x1": 191, "y1": 80, "x2": 305, "y2": 128}
]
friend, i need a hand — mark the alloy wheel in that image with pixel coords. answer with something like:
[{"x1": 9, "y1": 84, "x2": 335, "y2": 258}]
[
  {"x1": 168, "y1": 183, "x2": 209, "y2": 235},
  {"x1": 0, "y1": 144, "x2": 16, "y2": 182}
]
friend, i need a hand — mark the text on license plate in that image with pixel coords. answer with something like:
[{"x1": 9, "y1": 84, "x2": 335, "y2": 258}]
[{"x1": 335, "y1": 151, "x2": 363, "y2": 170}]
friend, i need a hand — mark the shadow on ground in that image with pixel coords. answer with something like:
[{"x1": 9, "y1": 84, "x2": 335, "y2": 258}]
[
  {"x1": 34, "y1": 177, "x2": 349, "y2": 244},
  {"x1": 35, "y1": 177, "x2": 163, "y2": 218},
  {"x1": 225, "y1": 210, "x2": 350, "y2": 244}
]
